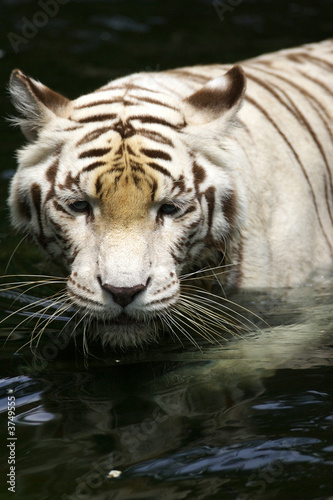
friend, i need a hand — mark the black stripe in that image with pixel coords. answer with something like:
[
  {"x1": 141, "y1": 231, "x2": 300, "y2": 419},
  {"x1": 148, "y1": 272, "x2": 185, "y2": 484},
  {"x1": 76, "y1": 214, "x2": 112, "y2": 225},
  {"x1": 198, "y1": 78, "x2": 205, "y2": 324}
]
[
  {"x1": 63, "y1": 125, "x2": 84, "y2": 132},
  {"x1": 147, "y1": 162, "x2": 172, "y2": 177},
  {"x1": 46, "y1": 158, "x2": 59, "y2": 183},
  {"x1": 204, "y1": 187, "x2": 216, "y2": 232},
  {"x1": 77, "y1": 114, "x2": 117, "y2": 123},
  {"x1": 302, "y1": 54, "x2": 333, "y2": 71},
  {"x1": 222, "y1": 191, "x2": 236, "y2": 227},
  {"x1": 53, "y1": 200, "x2": 69, "y2": 215},
  {"x1": 82, "y1": 161, "x2": 106, "y2": 172},
  {"x1": 17, "y1": 196, "x2": 31, "y2": 221},
  {"x1": 74, "y1": 98, "x2": 123, "y2": 109},
  {"x1": 250, "y1": 65, "x2": 333, "y2": 126},
  {"x1": 31, "y1": 183, "x2": 46, "y2": 246},
  {"x1": 176, "y1": 204, "x2": 197, "y2": 219},
  {"x1": 141, "y1": 148, "x2": 172, "y2": 161},
  {"x1": 277, "y1": 89, "x2": 333, "y2": 228},
  {"x1": 246, "y1": 94, "x2": 333, "y2": 255},
  {"x1": 44, "y1": 158, "x2": 60, "y2": 205},
  {"x1": 172, "y1": 175, "x2": 186, "y2": 195},
  {"x1": 95, "y1": 84, "x2": 161, "y2": 94},
  {"x1": 192, "y1": 161, "x2": 206, "y2": 193},
  {"x1": 136, "y1": 96, "x2": 177, "y2": 110},
  {"x1": 135, "y1": 128, "x2": 174, "y2": 147},
  {"x1": 126, "y1": 144, "x2": 137, "y2": 157},
  {"x1": 76, "y1": 127, "x2": 111, "y2": 146},
  {"x1": 130, "y1": 164, "x2": 145, "y2": 174},
  {"x1": 68, "y1": 288, "x2": 102, "y2": 306},
  {"x1": 298, "y1": 70, "x2": 333, "y2": 98},
  {"x1": 130, "y1": 115, "x2": 185, "y2": 129},
  {"x1": 79, "y1": 148, "x2": 111, "y2": 159},
  {"x1": 48, "y1": 216, "x2": 67, "y2": 236},
  {"x1": 168, "y1": 69, "x2": 211, "y2": 83},
  {"x1": 324, "y1": 176, "x2": 333, "y2": 227},
  {"x1": 246, "y1": 72, "x2": 300, "y2": 121},
  {"x1": 95, "y1": 176, "x2": 103, "y2": 194},
  {"x1": 247, "y1": 67, "x2": 333, "y2": 210}
]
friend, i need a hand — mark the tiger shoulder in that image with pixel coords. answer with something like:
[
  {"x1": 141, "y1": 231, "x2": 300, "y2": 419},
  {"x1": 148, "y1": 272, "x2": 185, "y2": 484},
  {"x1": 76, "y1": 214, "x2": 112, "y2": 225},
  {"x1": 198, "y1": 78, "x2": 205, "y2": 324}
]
[{"x1": 162, "y1": 39, "x2": 333, "y2": 287}]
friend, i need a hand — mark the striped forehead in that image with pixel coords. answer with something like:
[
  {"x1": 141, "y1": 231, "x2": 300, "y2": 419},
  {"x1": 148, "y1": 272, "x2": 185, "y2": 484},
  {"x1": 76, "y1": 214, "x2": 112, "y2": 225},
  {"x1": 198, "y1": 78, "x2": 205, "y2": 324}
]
[
  {"x1": 90, "y1": 136, "x2": 162, "y2": 213},
  {"x1": 74, "y1": 130, "x2": 175, "y2": 203},
  {"x1": 69, "y1": 88, "x2": 189, "y2": 176},
  {"x1": 70, "y1": 80, "x2": 186, "y2": 134},
  {"x1": 61, "y1": 129, "x2": 184, "y2": 225},
  {"x1": 56, "y1": 83, "x2": 195, "y2": 220}
]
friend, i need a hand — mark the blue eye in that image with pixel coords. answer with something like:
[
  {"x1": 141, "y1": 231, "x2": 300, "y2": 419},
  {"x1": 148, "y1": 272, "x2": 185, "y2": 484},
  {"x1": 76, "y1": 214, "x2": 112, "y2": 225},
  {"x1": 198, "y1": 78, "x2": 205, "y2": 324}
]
[
  {"x1": 159, "y1": 203, "x2": 180, "y2": 215},
  {"x1": 69, "y1": 201, "x2": 90, "y2": 213}
]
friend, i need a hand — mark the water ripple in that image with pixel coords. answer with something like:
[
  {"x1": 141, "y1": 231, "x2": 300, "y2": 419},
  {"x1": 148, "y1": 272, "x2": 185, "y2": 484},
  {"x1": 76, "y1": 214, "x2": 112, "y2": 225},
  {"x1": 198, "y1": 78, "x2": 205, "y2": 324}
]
[
  {"x1": 125, "y1": 438, "x2": 323, "y2": 480},
  {"x1": 91, "y1": 15, "x2": 150, "y2": 33}
]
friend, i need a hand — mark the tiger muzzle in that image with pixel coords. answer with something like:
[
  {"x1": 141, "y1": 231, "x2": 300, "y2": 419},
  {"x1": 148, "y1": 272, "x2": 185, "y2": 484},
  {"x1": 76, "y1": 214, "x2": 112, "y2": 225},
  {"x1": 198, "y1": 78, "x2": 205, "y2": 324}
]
[{"x1": 98, "y1": 277, "x2": 150, "y2": 307}]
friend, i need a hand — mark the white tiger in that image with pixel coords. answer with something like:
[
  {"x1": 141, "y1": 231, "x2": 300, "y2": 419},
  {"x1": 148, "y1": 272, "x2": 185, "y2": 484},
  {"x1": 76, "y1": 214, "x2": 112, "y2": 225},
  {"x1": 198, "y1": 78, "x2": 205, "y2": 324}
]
[{"x1": 8, "y1": 40, "x2": 333, "y2": 347}]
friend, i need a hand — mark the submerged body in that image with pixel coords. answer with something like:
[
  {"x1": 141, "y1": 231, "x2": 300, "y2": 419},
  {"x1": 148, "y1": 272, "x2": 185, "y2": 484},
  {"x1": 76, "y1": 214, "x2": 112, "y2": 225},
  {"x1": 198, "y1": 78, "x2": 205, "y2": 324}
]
[{"x1": 8, "y1": 40, "x2": 333, "y2": 346}]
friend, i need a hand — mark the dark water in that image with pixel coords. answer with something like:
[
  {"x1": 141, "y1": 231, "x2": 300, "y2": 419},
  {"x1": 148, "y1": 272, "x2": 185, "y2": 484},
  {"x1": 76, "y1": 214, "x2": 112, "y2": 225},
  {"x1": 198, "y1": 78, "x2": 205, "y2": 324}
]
[{"x1": 1, "y1": 1, "x2": 333, "y2": 499}]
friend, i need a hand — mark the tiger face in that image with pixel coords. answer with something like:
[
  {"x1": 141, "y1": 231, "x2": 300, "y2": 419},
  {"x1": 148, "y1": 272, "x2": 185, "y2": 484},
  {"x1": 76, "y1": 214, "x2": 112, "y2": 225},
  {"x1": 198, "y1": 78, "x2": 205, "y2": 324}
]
[{"x1": 8, "y1": 67, "x2": 245, "y2": 347}]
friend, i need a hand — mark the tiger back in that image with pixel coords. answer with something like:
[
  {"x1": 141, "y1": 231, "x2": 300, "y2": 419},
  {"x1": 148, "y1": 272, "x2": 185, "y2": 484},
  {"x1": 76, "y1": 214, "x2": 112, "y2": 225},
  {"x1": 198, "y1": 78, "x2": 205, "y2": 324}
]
[{"x1": 8, "y1": 39, "x2": 333, "y2": 347}]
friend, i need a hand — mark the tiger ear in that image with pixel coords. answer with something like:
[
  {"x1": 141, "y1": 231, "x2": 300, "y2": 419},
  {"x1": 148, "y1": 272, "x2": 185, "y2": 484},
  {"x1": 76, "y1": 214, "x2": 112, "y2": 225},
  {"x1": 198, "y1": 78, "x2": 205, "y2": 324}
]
[
  {"x1": 9, "y1": 69, "x2": 70, "y2": 142},
  {"x1": 183, "y1": 65, "x2": 246, "y2": 126}
]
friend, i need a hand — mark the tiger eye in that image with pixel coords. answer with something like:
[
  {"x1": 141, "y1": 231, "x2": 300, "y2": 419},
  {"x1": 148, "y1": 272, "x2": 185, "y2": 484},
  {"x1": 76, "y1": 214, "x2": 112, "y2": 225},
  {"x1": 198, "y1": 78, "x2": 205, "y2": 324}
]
[
  {"x1": 69, "y1": 201, "x2": 90, "y2": 213},
  {"x1": 159, "y1": 203, "x2": 180, "y2": 215}
]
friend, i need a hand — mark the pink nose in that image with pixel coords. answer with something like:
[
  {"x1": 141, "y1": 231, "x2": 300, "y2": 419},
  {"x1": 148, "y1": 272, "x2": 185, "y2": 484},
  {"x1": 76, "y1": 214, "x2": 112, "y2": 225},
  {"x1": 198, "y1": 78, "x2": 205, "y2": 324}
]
[{"x1": 98, "y1": 280, "x2": 148, "y2": 307}]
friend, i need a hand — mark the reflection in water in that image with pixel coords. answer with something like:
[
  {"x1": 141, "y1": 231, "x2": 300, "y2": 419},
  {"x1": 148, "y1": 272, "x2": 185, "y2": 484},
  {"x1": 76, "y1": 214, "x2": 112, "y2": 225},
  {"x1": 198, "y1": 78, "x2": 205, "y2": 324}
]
[{"x1": 1, "y1": 0, "x2": 333, "y2": 498}]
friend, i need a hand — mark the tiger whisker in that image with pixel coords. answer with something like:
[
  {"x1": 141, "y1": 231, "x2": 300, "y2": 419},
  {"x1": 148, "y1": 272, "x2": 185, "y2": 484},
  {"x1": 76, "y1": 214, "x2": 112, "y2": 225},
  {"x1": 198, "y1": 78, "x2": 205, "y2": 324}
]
[
  {"x1": 28, "y1": 292, "x2": 72, "y2": 340},
  {"x1": 0, "y1": 282, "x2": 67, "y2": 309},
  {"x1": 180, "y1": 285, "x2": 268, "y2": 330},
  {"x1": 68, "y1": 309, "x2": 96, "y2": 356},
  {"x1": 0, "y1": 279, "x2": 66, "y2": 293},
  {"x1": 159, "y1": 310, "x2": 184, "y2": 346},
  {"x1": 3, "y1": 287, "x2": 71, "y2": 349},
  {"x1": 5, "y1": 304, "x2": 62, "y2": 352},
  {"x1": 168, "y1": 306, "x2": 209, "y2": 349},
  {"x1": 4, "y1": 235, "x2": 29, "y2": 274},
  {"x1": 177, "y1": 298, "x2": 236, "y2": 332},
  {"x1": 1, "y1": 273, "x2": 66, "y2": 280},
  {"x1": 11, "y1": 293, "x2": 72, "y2": 352},
  {"x1": 176, "y1": 295, "x2": 251, "y2": 341},
  {"x1": 82, "y1": 312, "x2": 92, "y2": 356},
  {"x1": 44, "y1": 305, "x2": 82, "y2": 356},
  {"x1": 180, "y1": 263, "x2": 237, "y2": 282},
  {"x1": 20, "y1": 311, "x2": 76, "y2": 359},
  {"x1": 172, "y1": 306, "x2": 223, "y2": 344},
  {"x1": 174, "y1": 299, "x2": 235, "y2": 341},
  {"x1": 29, "y1": 299, "x2": 75, "y2": 353},
  {"x1": 178, "y1": 294, "x2": 246, "y2": 332},
  {"x1": 162, "y1": 308, "x2": 202, "y2": 349},
  {"x1": 1, "y1": 288, "x2": 69, "y2": 332}
]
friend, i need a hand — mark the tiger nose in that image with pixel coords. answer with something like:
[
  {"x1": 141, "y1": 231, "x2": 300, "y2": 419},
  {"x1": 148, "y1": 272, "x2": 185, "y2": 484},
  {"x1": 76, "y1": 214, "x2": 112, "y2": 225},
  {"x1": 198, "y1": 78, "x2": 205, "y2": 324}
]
[{"x1": 98, "y1": 279, "x2": 148, "y2": 307}]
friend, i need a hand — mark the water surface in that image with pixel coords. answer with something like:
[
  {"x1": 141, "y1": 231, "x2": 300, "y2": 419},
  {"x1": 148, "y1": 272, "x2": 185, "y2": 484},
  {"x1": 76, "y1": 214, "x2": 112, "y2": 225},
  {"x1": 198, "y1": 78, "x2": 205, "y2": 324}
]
[{"x1": 1, "y1": 1, "x2": 333, "y2": 499}]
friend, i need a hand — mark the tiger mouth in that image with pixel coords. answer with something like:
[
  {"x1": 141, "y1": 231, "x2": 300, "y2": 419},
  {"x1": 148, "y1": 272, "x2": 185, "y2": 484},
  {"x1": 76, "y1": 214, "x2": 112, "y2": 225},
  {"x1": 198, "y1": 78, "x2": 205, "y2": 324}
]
[{"x1": 111, "y1": 313, "x2": 144, "y2": 326}]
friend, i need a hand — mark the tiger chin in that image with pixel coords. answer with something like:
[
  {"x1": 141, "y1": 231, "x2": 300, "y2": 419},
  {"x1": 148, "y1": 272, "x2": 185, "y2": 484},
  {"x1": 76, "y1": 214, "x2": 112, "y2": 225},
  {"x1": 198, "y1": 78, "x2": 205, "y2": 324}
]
[{"x1": 7, "y1": 40, "x2": 333, "y2": 348}]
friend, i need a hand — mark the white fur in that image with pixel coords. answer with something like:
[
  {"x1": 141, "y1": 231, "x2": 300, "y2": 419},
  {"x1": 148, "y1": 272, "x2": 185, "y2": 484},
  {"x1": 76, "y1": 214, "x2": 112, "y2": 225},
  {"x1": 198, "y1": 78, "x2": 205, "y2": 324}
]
[{"x1": 7, "y1": 40, "x2": 333, "y2": 346}]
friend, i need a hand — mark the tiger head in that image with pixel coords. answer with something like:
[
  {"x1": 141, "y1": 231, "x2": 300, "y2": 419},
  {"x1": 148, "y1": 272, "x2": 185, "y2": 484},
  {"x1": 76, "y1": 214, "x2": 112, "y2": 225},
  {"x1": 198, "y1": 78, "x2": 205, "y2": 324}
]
[{"x1": 8, "y1": 66, "x2": 246, "y2": 347}]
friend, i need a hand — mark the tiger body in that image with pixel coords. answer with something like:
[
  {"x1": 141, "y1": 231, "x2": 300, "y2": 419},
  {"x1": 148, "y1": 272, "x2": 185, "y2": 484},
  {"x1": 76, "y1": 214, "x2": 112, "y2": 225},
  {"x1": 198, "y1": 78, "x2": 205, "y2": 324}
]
[{"x1": 8, "y1": 40, "x2": 333, "y2": 346}]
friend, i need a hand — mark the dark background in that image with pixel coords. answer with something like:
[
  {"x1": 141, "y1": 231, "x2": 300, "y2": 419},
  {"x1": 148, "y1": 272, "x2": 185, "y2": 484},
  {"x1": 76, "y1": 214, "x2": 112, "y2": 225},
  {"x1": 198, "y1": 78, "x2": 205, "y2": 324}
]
[
  {"x1": 1, "y1": 3, "x2": 333, "y2": 500},
  {"x1": 1, "y1": 0, "x2": 332, "y2": 102}
]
